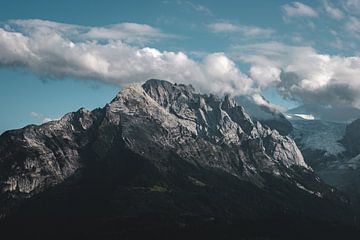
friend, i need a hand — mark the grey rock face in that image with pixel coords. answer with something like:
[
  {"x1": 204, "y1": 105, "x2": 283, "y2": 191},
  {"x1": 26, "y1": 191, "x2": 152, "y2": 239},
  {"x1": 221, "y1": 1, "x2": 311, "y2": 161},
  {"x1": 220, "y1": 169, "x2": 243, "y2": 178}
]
[
  {"x1": 235, "y1": 95, "x2": 293, "y2": 135},
  {"x1": 0, "y1": 108, "x2": 106, "y2": 216},
  {"x1": 113, "y1": 79, "x2": 307, "y2": 176},
  {"x1": 0, "y1": 79, "x2": 317, "y2": 217},
  {"x1": 341, "y1": 119, "x2": 360, "y2": 158}
]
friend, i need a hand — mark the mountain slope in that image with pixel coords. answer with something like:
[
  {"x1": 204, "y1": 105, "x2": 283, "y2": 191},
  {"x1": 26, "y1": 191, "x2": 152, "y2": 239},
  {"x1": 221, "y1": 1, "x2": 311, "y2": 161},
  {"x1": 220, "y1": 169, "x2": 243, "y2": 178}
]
[
  {"x1": 288, "y1": 118, "x2": 360, "y2": 213},
  {"x1": 0, "y1": 79, "x2": 358, "y2": 239},
  {"x1": 342, "y1": 119, "x2": 360, "y2": 158}
]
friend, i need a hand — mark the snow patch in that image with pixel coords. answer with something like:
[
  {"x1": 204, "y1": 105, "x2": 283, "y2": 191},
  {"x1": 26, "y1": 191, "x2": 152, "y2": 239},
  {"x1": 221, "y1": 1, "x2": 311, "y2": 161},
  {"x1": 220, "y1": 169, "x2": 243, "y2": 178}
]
[
  {"x1": 293, "y1": 114, "x2": 315, "y2": 120},
  {"x1": 296, "y1": 183, "x2": 322, "y2": 198}
]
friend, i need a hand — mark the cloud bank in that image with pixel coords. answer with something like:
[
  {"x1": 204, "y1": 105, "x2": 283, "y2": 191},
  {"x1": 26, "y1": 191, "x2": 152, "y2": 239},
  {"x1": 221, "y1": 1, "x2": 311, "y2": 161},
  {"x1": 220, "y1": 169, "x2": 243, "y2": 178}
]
[
  {"x1": 233, "y1": 42, "x2": 360, "y2": 108},
  {"x1": 3, "y1": 19, "x2": 360, "y2": 111},
  {"x1": 0, "y1": 19, "x2": 254, "y2": 96}
]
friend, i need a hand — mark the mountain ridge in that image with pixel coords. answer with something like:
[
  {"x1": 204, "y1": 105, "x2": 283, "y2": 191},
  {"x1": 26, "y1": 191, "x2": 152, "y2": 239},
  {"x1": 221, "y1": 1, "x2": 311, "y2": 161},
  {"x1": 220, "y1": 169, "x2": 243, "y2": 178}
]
[{"x1": 0, "y1": 79, "x2": 358, "y2": 239}]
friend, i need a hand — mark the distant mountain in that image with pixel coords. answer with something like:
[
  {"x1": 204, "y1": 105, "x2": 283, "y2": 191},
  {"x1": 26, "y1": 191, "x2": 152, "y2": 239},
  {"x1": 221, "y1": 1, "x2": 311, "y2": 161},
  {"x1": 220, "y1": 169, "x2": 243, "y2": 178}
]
[
  {"x1": 288, "y1": 118, "x2": 360, "y2": 210},
  {"x1": 290, "y1": 120, "x2": 346, "y2": 156},
  {"x1": 0, "y1": 79, "x2": 358, "y2": 239},
  {"x1": 286, "y1": 103, "x2": 360, "y2": 199}
]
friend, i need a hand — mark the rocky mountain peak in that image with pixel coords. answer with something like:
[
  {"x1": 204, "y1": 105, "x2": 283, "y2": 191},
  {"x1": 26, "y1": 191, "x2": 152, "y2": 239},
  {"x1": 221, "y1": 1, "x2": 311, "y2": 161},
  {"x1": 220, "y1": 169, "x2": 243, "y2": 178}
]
[
  {"x1": 222, "y1": 94, "x2": 237, "y2": 109},
  {"x1": 141, "y1": 79, "x2": 195, "y2": 108},
  {"x1": 109, "y1": 79, "x2": 308, "y2": 175},
  {"x1": 0, "y1": 79, "x2": 325, "y2": 223}
]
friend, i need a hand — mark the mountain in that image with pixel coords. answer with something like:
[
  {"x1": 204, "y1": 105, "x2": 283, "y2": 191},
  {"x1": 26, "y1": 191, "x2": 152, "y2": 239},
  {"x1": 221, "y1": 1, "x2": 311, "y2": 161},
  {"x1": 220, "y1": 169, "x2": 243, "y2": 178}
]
[
  {"x1": 289, "y1": 119, "x2": 347, "y2": 187},
  {"x1": 0, "y1": 79, "x2": 358, "y2": 239},
  {"x1": 236, "y1": 95, "x2": 293, "y2": 135},
  {"x1": 288, "y1": 118, "x2": 360, "y2": 209},
  {"x1": 290, "y1": 120, "x2": 346, "y2": 159}
]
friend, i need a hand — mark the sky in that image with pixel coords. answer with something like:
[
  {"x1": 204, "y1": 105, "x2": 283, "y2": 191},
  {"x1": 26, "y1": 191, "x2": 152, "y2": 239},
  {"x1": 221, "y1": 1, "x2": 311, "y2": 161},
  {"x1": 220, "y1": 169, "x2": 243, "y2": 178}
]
[{"x1": 1, "y1": 0, "x2": 360, "y2": 132}]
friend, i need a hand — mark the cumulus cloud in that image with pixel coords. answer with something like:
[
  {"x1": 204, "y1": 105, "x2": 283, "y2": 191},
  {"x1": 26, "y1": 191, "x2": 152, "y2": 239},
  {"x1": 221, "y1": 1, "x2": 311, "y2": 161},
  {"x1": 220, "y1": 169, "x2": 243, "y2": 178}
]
[
  {"x1": 5, "y1": 19, "x2": 360, "y2": 113},
  {"x1": 233, "y1": 42, "x2": 360, "y2": 108},
  {"x1": 249, "y1": 66, "x2": 281, "y2": 88},
  {"x1": 282, "y1": 2, "x2": 318, "y2": 18},
  {"x1": 0, "y1": 19, "x2": 254, "y2": 97},
  {"x1": 323, "y1": 0, "x2": 344, "y2": 20},
  {"x1": 208, "y1": 22, "x2": 274, "y2": 37}
]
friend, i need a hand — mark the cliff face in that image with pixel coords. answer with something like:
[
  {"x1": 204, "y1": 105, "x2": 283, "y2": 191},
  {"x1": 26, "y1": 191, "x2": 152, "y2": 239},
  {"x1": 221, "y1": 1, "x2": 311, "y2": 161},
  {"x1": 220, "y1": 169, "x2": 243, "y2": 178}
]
[
  {"x1": 342, "y1": 119, "x2": 360, "y2": 158},
  {"x1": 0, "y1": 79, "x2": 355, "y2": 238}
]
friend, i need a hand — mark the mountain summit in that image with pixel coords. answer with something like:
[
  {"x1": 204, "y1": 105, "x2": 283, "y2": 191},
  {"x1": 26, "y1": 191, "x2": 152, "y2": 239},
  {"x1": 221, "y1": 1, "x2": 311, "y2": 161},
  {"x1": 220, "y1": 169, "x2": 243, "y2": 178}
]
[{"x1": 0, "y1": 79, "x2": 357, "y2": 239}]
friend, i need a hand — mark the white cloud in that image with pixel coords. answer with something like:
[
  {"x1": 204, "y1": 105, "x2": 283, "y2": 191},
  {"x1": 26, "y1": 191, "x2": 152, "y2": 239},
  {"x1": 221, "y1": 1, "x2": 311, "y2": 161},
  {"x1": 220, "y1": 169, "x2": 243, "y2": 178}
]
[
  {"x1": 201, "y1": 53, "x2": 254, "y2": 95},
  {"x1": 8, "y1": 19, "x2": 170, "y2": 45},
  {"x1": 30, "y1": 112, "x2": 57, "y2": 123},
  {"x1": 232, "y1": 42, "x2": 360, "y2": 108},
  {"x1": 208, "y1": 22, "x2": 274, "y2": 37},
  {"x1": 6, "y1": 18, "x2": 360, "y2": 112},
  {"x1": 282, "y1": 2, "x2": 318, "y2": 18},
  {"x1": 0, "y1": 19, "x2": 255, "y2": 97},
  {"x1": 249, "y1": 66, "x2": 281, "y2": 88},
  {"x1": 251, "y1": 93, "x2": 286, "y2": 113},
  {"x1": 179, "y1": 0, "x2": 212, "y2": 15},
  {"x1": 83, "y1": 23, "x2": 169, "y2": 43},
  {"x1": 163, "y1": 0, "x2": 212, "y2": 15},
  {"x1": 42, "y1": 117, "x2": 54, "y2": 123},
  {"x1": 323, "y1": 0, "x2": 344, "y2": 20}
]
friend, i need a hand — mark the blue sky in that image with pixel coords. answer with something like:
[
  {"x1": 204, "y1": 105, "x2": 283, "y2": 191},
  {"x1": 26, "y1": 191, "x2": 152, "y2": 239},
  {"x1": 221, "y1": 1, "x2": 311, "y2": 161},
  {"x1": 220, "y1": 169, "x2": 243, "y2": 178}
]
[{"x1": 1, "y1": 0, "x2": 360, "y2": 132}]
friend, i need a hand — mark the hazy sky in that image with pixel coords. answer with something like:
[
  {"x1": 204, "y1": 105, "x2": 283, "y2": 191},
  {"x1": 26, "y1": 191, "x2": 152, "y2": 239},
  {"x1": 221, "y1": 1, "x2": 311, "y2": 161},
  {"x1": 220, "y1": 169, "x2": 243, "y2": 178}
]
[{"x1": 1, "y1": 0, "x2": 360, "y2": 132}]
